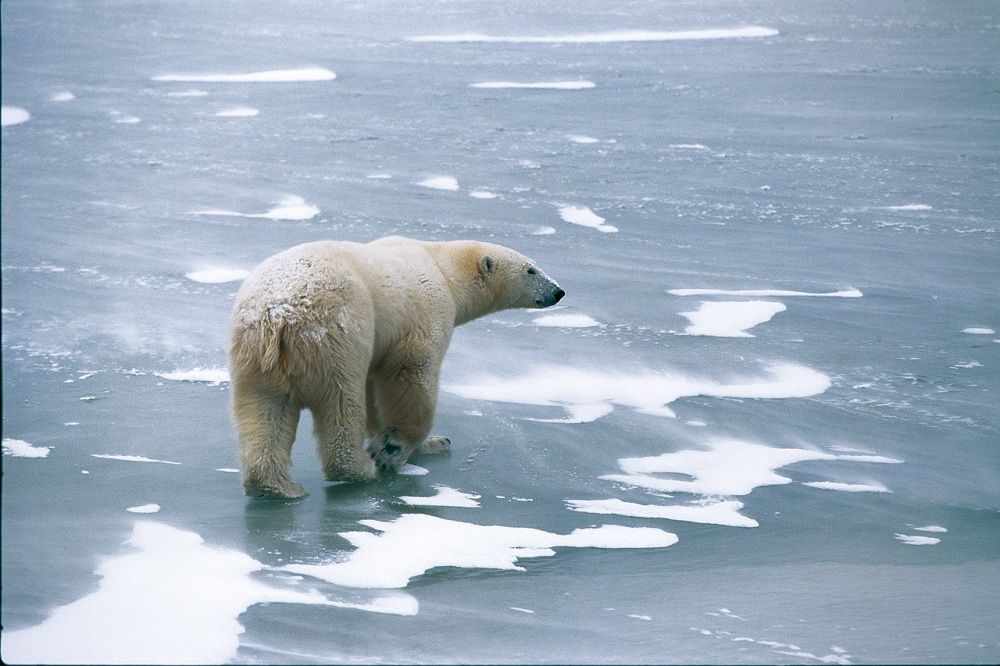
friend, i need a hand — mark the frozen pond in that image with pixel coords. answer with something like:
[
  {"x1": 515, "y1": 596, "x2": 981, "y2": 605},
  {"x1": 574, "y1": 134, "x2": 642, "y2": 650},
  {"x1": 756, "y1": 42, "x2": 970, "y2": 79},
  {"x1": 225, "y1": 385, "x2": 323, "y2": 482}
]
[{"x1": 3, "y1": 1, "x2": 999, "y2": 664}]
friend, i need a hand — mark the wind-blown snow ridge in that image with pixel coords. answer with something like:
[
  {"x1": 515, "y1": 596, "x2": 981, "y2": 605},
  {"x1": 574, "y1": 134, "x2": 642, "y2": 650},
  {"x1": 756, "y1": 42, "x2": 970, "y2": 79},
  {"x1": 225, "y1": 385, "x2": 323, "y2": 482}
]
[
  {"x1": 152, "y1": 67, "x2": 336, "y2": 83},
  {"x1": 409, "y1": 27, "x2": 779, "y2": 43},
  {"x1": 283, "y1": 514, "x2": 677, "y2": 589}
]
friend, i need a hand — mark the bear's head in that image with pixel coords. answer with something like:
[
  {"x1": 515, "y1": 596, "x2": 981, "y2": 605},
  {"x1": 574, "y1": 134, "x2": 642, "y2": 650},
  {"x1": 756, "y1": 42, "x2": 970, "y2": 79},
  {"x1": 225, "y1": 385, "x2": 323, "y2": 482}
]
[
  {"x1": 475, "y1": 244, "x2": 565, "y2": 311},
  {"x1": 434, "y1": 241, "x2": 564, "y2": 324}
]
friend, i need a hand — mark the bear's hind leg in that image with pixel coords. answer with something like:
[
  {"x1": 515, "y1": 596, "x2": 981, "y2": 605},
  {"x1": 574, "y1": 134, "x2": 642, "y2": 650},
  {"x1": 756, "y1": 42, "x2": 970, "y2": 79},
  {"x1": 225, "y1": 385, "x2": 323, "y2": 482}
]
[
  {"x1": 233, "y1": 384, "x2": 306, "y2": 499},
  {"x1": 311, "y1": 381, "x2": 377, "y2": 482}
]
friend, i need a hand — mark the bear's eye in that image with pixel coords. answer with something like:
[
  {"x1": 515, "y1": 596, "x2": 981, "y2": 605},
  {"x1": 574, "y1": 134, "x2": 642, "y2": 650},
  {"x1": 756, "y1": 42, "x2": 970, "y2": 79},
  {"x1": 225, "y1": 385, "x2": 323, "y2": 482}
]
[{"x1": 526, "y1": 267, "x2": 537, "y2": 275}]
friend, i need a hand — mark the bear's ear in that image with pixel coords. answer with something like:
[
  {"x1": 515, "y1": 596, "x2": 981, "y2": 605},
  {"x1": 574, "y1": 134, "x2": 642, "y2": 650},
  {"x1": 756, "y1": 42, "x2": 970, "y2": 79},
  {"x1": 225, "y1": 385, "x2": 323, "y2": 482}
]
[{"x1": 479, "y1": 255, "x2": 495, "y2": 276}]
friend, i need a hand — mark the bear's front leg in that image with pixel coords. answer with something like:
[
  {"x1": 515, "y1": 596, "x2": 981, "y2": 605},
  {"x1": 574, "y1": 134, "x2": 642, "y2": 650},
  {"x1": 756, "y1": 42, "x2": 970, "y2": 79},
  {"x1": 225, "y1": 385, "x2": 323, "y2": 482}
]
[{"x1": 367, "y1": 346, "x2": 445, "y2": 473}]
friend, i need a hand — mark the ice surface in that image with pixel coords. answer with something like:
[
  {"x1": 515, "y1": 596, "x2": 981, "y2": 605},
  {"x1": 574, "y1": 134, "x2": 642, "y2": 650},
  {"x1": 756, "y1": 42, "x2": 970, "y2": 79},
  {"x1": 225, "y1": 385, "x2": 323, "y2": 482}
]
[
  {"x1": 962, "y1": 327, "x2": 995, "y2": 335},
  {"x1": 190, "y1": 195, "x2": 320, "y2": 221},
  {"x1": 469, "y1": 189, "x2": 498, "y2": 199},
  {"x1": 91, "y1": 454, "x2": 182, "y2": 465},
  {"x1": 801, "y1": 481, "x2": 890, "y2": 493},
  {"x1": 399, "y1": 485, "x2": 481, "y2": 507},
  {"x1": 471, "y1": 81, "x2": 596, "y2": 90},
  {"x1": 532, "y1": 226, "x2": 556, "y2": 235},
  {"x1": 669, "y1": 143, "x2": 711, "y2": 150},
  {"x1": 50, "y1": 91, "x2": 75, "y2": 102},
  {"x1": 2, "y1": 438, "x2": 51, "y2": 458},
  {"x1": 444, "y1": 362, "x2": 831, "y2": 423},
  {"x1": 558, "y1": 205, "x2": 618, "y2": 233},
  {"x1": 417, "y1": 175, "x2": 460, "y2": 191},
  {"x1": 184, "y1": 268, "x2": 249, "y2": 284},
  {"x1": 0, "y1": 521, "x2": 375, "y2": 665},
  {"x1": 566, "y1": 498, "x2": 758, "y2": 527},
  {"x1": 155, "y1": 367, "x2": 230, "y2": 385},
  {"x1": 1, "y1": 106, "x2": 31, "y2": 126},
  {"x1": 532, "y1": 312, "x2": 601, "y2": 328},
  {"x1": 408, "y1": 27, "x2": 780, "y2": 43},
  {"x1": 678, "y1": 300, "x2": 786, "y2": 337},
  {"x1": 603, "y1": 438, "x2": 900, "y2": 496},
  {"x1": 283, "y1": 514, "x2": 677, "y2": 589},
  {"x1": 670, "y1": 288, "x2": 862, "y2": 298},
  {"x1": 214, "y1": 106, "x2": 259, "y2": 118},
  {"x1": 894, "y1": 534, "x2": 941, "y2": 546},
  {"x1": 152, "y1": 67, "x2": 336, "y2": 83},
  {"x1": 566, "y1": 134, "x2": 600, "y2": 144},
  {"x1": 125, "y1": 504, "x2": 161, "y2": 513}
]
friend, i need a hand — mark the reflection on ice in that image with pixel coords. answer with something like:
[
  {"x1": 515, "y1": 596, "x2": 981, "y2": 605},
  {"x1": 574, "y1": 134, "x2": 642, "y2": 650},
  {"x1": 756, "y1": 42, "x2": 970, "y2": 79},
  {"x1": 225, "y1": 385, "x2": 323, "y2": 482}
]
[
  {"x1": 444, "y1": 362, "x2": 831, "y2": 422},
  {"x1": 283, "y1": 514, "x2": 677, "y2": 589}
]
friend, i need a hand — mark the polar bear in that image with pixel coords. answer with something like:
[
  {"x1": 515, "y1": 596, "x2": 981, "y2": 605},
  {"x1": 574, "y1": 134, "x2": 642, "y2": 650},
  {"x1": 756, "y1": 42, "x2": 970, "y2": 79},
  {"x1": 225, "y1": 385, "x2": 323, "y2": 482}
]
[{"x1": 229, "y1": 236, "x2": 564, "y2": 498}]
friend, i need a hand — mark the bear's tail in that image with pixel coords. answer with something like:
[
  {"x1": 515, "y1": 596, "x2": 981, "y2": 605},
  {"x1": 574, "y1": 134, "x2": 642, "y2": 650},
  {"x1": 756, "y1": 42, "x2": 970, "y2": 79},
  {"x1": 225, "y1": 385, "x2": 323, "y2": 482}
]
[{"x1": 231, "y1": 316, "x2": 288, "y2": 377}]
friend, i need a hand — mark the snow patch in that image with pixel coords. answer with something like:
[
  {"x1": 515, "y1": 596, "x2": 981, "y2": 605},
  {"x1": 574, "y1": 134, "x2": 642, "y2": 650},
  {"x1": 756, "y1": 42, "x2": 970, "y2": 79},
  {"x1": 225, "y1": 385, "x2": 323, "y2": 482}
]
[
  {"x1": 801, "y1": 481, "x2": 890, "y2": 493},
  {"x1": 679, "y1": 300, "x2": 786, "y2": 337},
  {"x1": 214, "y1": 106, "x2": 259, "y2": 118},
  {"x1": 400, "y1": 485, "x2": 481, "y2": 508},
  {"x1": 894, "y1": 533, "x2": 940, "y2": 546},
  {"x1": 444, "y1": 362, "x2": 831, "y2": 423},
  {"x1": 2, "y1": 106, "x2": 31, "y2": 126},
  {"x1": 604, "y1": 439, "x2": 901, "y2": 497},
  {"x1": 184, "y1": 267, "x2": 249, "y2": 284},
  {"x1": 91, "y1": 454, "x2": 181, "y2": 465},
  {"x1": 670, "y1": 288, "x2": 862, "y2": 298},
  {"x1": 126, "y1": 504, "x2": 161, "y2": 514},
  {"x1": 417, "y1": 176, "x2": 459, "y2": 191},
  {"x1": 155, "y1": 367, "x2": 230, "y2": 385},
  {"x1": 283, "y1": 514, "x2": 678, "y2": 589},
  {"x1": 471, "y1": 81, "x2": 595, "y2": 90},
  {"x1": 152, "y1": 67, "x2": 336, "y2": 83},
  {"x1": 567, "y1": 498, "x2": 758, "y2": 527},
  {"x1": 567, "y1": 134, "x2": 600, "y2": 144},
  {"x1": 190, "y1": 195, "x2": 320, "y2": 221},
  {"x1": 884, "y1": 204, "x2": 932, "y2": 211},
  {"x1": 0, "y1": 521, "x2": 401, "y2": 665},
  {"x1": 2, "y1": 438, "x2": 50, "y2": 458},
  {"x1": 558, "y1": 205, "x2": 617, "y2": 233},
  {"x1": 962, "y1": 327, "x2": 994, "y2": 335},
  {"x1": 50, "y1": 92, "x2": 76, "y2": 102},
  {"x1": 409, "y1": 27, "x2": 780, "y2": 43},
  {"x1": 533, "y1": 313, "x2": 601, "y2": 328}
]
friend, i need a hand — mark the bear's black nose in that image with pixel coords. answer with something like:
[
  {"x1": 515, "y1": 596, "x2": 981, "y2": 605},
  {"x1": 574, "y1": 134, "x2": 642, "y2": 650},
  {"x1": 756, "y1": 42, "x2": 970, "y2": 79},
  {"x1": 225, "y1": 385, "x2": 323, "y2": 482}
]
[{"x1": 553, "y1": 289, "x2": 565, "y2": 303}]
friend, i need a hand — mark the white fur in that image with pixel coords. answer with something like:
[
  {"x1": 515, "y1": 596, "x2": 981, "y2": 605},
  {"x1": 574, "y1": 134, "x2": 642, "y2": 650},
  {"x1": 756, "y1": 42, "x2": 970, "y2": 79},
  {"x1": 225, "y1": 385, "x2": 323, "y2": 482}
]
[{"x1": 229, "y1": 236, "x2": 562, "y2": 498}]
